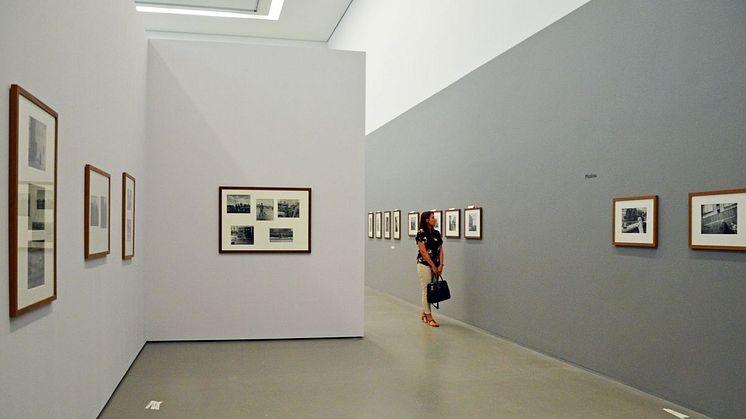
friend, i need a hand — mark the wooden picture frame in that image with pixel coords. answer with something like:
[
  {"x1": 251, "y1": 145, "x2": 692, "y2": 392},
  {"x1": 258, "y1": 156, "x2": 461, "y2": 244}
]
[
  {"x1": 367, "y1": 212, "x2": 374, "y2": 238},
  {"x1": 393, "y1": 209, "x2": 401, "y2": 240},
  {"x1": 384, "y1": 211, "x2": 392, "y2": 239},
  {"x1": 375, "y1": 211, "x2": 382, "y2": 239},
  {"x1": 9, "y1": 85, "x2": 58, "y2": 317},
  {"x1": 612, "y1": 195, "x2": 658, "y2": 248},
  {"x1": 85, "y1": 164, "x2": 111, "y2": 259},
  {"x1": 464, "y1": 207, "x2": 483, "y2": 239},
  {"x1": 219, "y1": 186, "x2": 311, "y2": 253},
  {"x1": 122, "y1": 173, "x2": 136, "y2": 259},
  {"x1": 445, "y1": 209, "x2": 461, "y2": 238},
  {"x1": 408, "y1": 211, "x2": 419, "y2": 237},
  {"x1": 689, "y1": 188, "x2": 745, "y2": 251}
]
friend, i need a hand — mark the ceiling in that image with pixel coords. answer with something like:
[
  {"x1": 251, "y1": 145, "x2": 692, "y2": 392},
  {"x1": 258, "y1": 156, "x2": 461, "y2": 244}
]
[{"x1": 135, "y1": 0, "x2": 354, "y2": 42}]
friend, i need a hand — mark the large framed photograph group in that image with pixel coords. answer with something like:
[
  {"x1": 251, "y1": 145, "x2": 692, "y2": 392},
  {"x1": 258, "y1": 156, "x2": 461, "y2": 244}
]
[
  {"x1": 9, "y1": 85, "x2": 58, "y2": 317},
  {"x1": 689, "y1": 188, "x2": 745, "y2": 251},
  {"x1": 612, "y1": 195, "x2": 658, "y2": 247},
  {"x1": 219, "y1": 186, "x2": 311, "y2": 253}
]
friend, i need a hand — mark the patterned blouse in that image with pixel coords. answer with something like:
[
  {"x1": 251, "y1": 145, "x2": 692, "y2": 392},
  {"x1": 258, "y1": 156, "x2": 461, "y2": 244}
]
[{"x1": 415, "y1": 228, "x2": 442, "y2": 267}]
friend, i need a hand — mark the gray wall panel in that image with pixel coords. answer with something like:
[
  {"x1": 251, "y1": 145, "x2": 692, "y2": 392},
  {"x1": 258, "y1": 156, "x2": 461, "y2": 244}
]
[{"x1": 365, "y1": 1, "x2": 746, "y2": 417}]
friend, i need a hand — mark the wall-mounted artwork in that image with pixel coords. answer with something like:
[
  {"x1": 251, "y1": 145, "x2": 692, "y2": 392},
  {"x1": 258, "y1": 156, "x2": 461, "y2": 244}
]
[
  {"x1": 464, "y1": 207, "x2": 483, "y2": 239},
  {"x1": 408, "y1": 212, "x2": 419, "y2": 237},
  {"x1": 9, "y1": 85, "x2": 58, "y2": 317},
  {"x1": 689, "y1": 188, "x2": 745, "y2": 251},
  {"x1": 432, "y1": 210, "x2": 443, "y2": 232},
  {"x1": 445, "y1": 209, "x2": 461, "y2": 238},
  {"x1": 612, "y1": 195, "x2": 658, "y2": 247},
  {"x1": 368, "y1": 212, "x2": 374, "y2": 238},
  {"x1": 85, "y1": 164, "x2": 111, "y2": 259},
  {"x1": 219, "y1": 187, "x2": 311, "y2": 253},
  {"x1": 375, "y1": 211, "x2": 382, "y2": 238},
  {"x1": 122, "y1": 173, "x2": 136, "y2": 259},
  {"x1": 393, "y1": 210, "x2": 401, "y2": 240},
  {"x1": 384, "y1": 211, "x2": 392, "y2": 239}
]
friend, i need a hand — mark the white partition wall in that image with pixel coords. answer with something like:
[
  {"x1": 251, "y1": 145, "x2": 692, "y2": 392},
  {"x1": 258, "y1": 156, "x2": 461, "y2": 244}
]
[{"x1": 145, "y1": 40, "x2": 365, "y2": 340}]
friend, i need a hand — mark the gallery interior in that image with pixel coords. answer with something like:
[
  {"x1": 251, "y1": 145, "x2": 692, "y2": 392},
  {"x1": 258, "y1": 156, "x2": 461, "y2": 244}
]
[{"x1": 2, "y1": 1, "x2": 745, "y2": 418}]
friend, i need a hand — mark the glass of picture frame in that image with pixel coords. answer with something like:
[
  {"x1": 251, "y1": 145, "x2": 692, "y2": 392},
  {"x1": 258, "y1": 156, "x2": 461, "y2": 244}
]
[
  {"x1": 393, "y1": 209, "x2": 401, "y2": 240},
  {"x1": 85, "y1": 164, "x2": 111, "y2": 259},
  {"x1": 384, "y1": 211, "x2": 392, "y2": 239},
  {"x1": 464, "y1": 207, "x2": 483, "y2": 239},
  {"x1": 368, "y1": 212, "x2": 374, "y2": 238},
  {"x1": 122, "y1": 172, "x2": 136, "y2": 259},
  {"x1": 612, "y1": 195, "x2": 658, "y2": 247},
  {"x1": 408, "y1": 211, "x2": 419, "y2": 236},
  {"x1": 9, "y1": 85, "x2": 58, "y2": 317},
  {"x1": 375, "y1": 211, "x2": 382, "y2": 239},
  {"x1": 689, "y1": 188, "x2": 745, "y2": 251},
  {"x1": 219, "y1": 186, "x2": 311, "y2": 253},
  {"x1": 445, "y1": 208, "x2": 461, "y2": 238}
]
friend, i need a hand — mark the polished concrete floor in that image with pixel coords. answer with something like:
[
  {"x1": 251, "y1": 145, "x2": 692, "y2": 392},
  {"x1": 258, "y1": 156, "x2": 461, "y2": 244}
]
[{"x1": 100, "y1": 288, "x2": 708, "y2": 418}]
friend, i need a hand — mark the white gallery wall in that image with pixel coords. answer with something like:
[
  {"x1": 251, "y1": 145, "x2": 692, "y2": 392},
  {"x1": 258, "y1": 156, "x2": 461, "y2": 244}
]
[
  {"x1": 145, "y1": 40, "x2": 365, "y2": 340},
  {"x1": 328, "y1": 0, "x2": 591, "y2": 134},
  {"x1": 0, "y1": 1, "x2": 148, "y2": 418}
]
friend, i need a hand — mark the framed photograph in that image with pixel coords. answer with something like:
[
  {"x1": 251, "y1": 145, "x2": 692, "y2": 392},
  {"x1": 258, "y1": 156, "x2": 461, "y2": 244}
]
[
  {"x1": 368, "y1": 212, "x2": 374, "y2": 238},
  {"x1": 9, "y1": 85, "x2": 58, "y2": 317},
  {"x1": 375, "y1": 211, "x2": 382, "y2": 239},
  {"x1": 122, "y1": 173, "x2": 136, "y2": 259},
  {"x1": 445, "y1": 209, "x2": 461, "y2": 238},
  {"x1": 219, "y1": 187, "x2": 311, "y2": 253},
  {"x1": 408, "y1": 211, "x2": 419, "y2": 236},
  {"x1": 431, "y1": 210, "x2": 443, "y2": 232},
  {"x1": 689, "y1": 188, "x2": 745, "y2": 251},
  {"x1": 612, "y1": 195, "x2": 658, "y2": 247},
  {"x1": 85, "y1": 164, "x2": 111, "y2": 259},
  {"x1": 393, "y1": 210, "x2": 401, "y2": 240},
  {"x1": 464, "y1": 207, "x2": 483, "y2": 239},
  {"x1": 384, "y1": 211, "x2": 392, "y2": 239}
]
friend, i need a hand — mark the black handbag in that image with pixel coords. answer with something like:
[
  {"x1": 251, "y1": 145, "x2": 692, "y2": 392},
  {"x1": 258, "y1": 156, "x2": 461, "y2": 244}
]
[{"x1": 427, "y1": 275, "x2": 451, "y2": 309}]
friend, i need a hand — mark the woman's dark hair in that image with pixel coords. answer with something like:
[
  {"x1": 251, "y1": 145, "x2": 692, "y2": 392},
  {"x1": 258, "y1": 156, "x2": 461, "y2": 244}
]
[{"x1": 419, "y1": 211, "x2": 433, "y2": 231}]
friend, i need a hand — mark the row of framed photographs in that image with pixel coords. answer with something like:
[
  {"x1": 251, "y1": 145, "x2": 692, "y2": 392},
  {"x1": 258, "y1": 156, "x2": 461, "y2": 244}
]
[
  {"x1": 368, "y1": 207, "x2": 483, "y2": 240},
  {"x1": 9, "y1": 85, "x2": 137, "y2": 318},
  {"x1": 613, "y1": 188, "x2": 744, "y2": 251}
]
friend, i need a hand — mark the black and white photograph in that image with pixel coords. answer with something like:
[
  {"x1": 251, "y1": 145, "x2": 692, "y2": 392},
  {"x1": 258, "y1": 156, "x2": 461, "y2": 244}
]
[
  {"x1": 126, "y1": 219, "x2": 132, "y2": 242},
  {"x1": 368, "y1": 212, "x2": 374, "y2": 238},
  {"x1": 278, "y1": 199, "x2": 300, "y2": 218},
  {"x1": 613, "y1": 196, "x2": 657, "y2": 247},
  {"x1": 28, "y1": 240, "x2": 46, "y2": 289},
  {"x1": 127, "y1": 189, "x2": 133, "y2": 210},
  {"x1": 408, "y1": 211, "x2": 419, "y2": 236},
  {"x1": 393, "y1": 210, "x2": 401, "y2": 240},
  {"x1": 269, "y1": 228, "x2": 294, "y2": 243},
  {"x1": 256, "y1": 199, "x2": 275, "y2": 221},
  {"x1": 231, "y1": 225, "x2": 255, "y2": 245},
  {"x1": 464, "y1": 207, "x2": 483, "y2": 239},
  {"x1": 9, "y1": 84, "x2": 59, "y2": 317},
  {"x1": 227, "y1": 194, "x2": 251, "y2": 213},
  {"x1": 375, "y1": 211, "x2": 382, "y2": 239},
  {"x1": 90, "y1": 196, "x2": 100, "y2": 227},
  {"x1": 220, "y1": 186, "x2": 311, "y2": 253},
  {"x1": 689, "y1": 188, "x2": 744, "y2": 251},
  {"x1": 28, "y1": 116, "x2": 47, "y2": 171},
  {"x1": 432, "y1": 210, "x2": 443, "y2": 232},
  {"x1": 85, "y1": 164, "x2": 111, "y2": 259},
  {"x1": 445, "y1": 209, "x2": 460, "y2": 238},
  {"x1": 384, "y1": 211, "x2": 391, "y2": 239},
  {"x1": 100, "y1": 196, "x2": 108, "y2": 229}
]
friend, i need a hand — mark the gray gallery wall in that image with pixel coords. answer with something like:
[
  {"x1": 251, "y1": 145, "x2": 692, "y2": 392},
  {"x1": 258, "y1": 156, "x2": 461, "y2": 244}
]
[
  {"x1": 365, "y1": 1, "x2": 745, "y2": 418},
  {"x1": 145, "y1": 40, "x2": 365, "y2": 340},
  {"x1": 0, "y1": 0, "x2": 148, "y2": 417}
]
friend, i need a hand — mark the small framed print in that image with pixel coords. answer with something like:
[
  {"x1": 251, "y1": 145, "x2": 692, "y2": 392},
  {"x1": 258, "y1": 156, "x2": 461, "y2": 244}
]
[
  {"x1": 85, "y1": 164, "x2": 111, "y2": 259},
  {"x1": 393, "y1": 210, "x2": 401, "y2": 240},
  {"x1": 384, "y1": 211, "x2": 392, "y2": 239},
  {"x1": 122, "y1": 173, "x2": 136, "y2": 259},
  {"x1": 219, "y1": 186, "x2": 311, "y2": 253},
  {"x1": 612, "y1": 195, "x2": 658, "y2": 247},
  {"x1": 464, "y1": 207, "x2": 483, "y2": 239},
  {"x1": 368, "y1": 212, "x2": 374, "y2": 238},
  {"x1": 445, "y1": 209, "x2": 461, "y2": 238},
  {"x1": 689, "y1": 188, "x2": 745, "y2": 251},
  {"x1": 9, "y1": 85, "x2": 58, "y2": 317},
  {"x1": 408, "y1": 212, "x2": 419, "y2": 236},
  {"x1": 432, "y1": 210, "x2": 443, "y2": 232},
  {"x1": 375, "y1": 211, "x2": 382, "y2": 239}
]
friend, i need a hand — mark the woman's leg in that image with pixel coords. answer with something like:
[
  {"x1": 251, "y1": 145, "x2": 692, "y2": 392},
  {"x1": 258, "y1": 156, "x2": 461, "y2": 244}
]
[{"x1": 417, "y1": 263, "x2": 432, "y2": 314}]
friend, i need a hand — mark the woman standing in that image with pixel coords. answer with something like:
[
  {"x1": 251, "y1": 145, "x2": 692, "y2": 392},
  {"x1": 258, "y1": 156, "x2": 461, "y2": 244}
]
[{"x1": 416, "y1": 211, "x2": 444, "y2": 327}]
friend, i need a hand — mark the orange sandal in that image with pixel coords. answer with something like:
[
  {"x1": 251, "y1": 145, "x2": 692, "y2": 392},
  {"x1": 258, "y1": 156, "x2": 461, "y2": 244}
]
[{"x1": 421, "y1": 312, "x2": 439, "y2": 327}]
